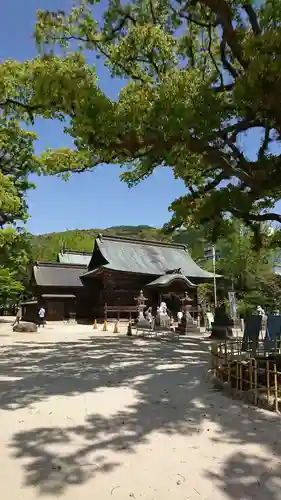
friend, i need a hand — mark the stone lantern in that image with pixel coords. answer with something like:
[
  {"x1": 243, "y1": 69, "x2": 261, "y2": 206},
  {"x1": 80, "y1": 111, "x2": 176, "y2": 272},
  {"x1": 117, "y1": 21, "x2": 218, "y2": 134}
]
[{"x1": 134, "y1": 290, "x2": 151, "y2": 329}]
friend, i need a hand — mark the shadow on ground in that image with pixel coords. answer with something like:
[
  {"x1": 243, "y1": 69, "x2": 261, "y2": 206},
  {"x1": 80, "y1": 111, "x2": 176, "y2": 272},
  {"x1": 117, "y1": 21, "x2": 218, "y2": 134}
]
[{"x1": 1, "y1": 335, "x2": 281, "y2": 498}]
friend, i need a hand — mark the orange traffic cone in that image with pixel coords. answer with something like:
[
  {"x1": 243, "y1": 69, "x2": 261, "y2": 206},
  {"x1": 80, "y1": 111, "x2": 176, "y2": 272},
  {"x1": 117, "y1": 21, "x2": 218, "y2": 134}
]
[
  {"x1": 103, "y1": 320, "x2": 108, "y2": 331},
  {"x1": 93, "y1": 319, "x2": 97, "y2": 329},
  {"x1": 113, "y1": 320, "x2": 119, "y2": 333}
]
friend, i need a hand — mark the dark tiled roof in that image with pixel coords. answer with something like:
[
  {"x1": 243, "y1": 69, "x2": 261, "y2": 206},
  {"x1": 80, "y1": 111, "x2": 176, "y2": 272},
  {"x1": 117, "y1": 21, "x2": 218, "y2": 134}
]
[
  {"x1": 87, "y1": 234, "x2": 215, "y2": 280},
  {"x1": 33, "y1": 262, "x2": 85, "y2": 288},
  {"x1": 146, "y1": 274, "x2": 197, "y2": 288}
]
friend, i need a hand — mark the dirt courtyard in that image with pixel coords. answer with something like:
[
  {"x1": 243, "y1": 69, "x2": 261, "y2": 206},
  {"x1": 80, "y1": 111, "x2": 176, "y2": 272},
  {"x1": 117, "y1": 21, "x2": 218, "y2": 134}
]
[{"x1": 0, "y1": 322, "x2": 281, "y2": 500}]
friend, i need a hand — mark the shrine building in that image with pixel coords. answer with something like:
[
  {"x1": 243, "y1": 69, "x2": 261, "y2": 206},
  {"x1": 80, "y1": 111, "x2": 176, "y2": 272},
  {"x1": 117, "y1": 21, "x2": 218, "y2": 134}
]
[{"x1": 22, "y1": 234, "x2": 216, "y2": 322}]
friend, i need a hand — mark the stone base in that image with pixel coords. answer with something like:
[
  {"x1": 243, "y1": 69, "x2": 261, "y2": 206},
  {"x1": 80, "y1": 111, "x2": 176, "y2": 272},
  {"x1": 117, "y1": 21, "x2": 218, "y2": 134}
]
[
  {"x1": 13, "y1": 321, "x2": 38, "y2": 333},
  {"x1": 136, "y1": 318, "x2": 151, "y2": 330},
  {"x1": 176, "y1": 321, "x2": 200, "y2": 335}
]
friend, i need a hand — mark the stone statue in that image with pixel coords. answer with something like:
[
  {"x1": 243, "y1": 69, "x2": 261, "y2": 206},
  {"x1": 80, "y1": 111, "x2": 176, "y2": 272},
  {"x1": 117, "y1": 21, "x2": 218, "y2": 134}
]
[
  {"x1": 145, "y1": 307, "x2": 153, "y2": 325},
  {"x1": 155, "y1": 301, "x2": 171, "y2": 330},
  {"x1": 159, "y1": 302, "x2": 167, "y2": 315},
  {"x1": 257, "y1": 305, "x2": 265, "y2": 316}
]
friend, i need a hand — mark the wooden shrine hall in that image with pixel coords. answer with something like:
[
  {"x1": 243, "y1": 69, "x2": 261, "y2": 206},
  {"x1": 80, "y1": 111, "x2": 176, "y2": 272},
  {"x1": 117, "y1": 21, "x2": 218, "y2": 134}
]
[{"x1": 22, "y1": 234, "x2": 216, "y2": 322}]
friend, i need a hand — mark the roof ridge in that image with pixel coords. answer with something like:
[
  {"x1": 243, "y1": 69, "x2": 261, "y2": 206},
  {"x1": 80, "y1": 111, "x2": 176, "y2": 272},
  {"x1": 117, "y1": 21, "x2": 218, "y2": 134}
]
[
  {"x1": 97, "y1": 233, "x2": 187, "y2": 250},
  {"x1": 34, "y1": 261, "x2": 87, "y2": 269},
  {"x1": 58, "y1": 249, "x2": 93, "y2": 255}
]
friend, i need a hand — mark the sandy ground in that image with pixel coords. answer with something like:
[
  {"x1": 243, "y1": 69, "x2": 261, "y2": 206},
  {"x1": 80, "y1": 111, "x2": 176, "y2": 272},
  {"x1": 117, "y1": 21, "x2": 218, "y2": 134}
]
[{"x1": 0, "y1": 320, "x2": 281, "y2": 500}]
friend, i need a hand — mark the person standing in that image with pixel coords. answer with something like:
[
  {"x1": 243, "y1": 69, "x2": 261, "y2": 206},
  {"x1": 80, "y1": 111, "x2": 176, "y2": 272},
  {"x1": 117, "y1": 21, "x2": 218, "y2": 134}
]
[
  {"x1": 12, "y1": 306, "x2": 22, "y2": 327},
  {"x1": 38, "y1": 306, "x2": 46, "y2": 327}
]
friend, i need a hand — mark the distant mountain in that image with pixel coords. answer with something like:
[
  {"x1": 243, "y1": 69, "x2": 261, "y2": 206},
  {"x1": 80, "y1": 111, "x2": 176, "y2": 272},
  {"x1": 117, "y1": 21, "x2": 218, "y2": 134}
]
[
  {"x1": 31, "y1": 226, "x2": 173, "y2": 262},
  {"x1": 105, "y1": 225, "x2": 155, "y2": 231},
  {"x1": 30, "y1": 225, "x2": 207, "y2": 262}
]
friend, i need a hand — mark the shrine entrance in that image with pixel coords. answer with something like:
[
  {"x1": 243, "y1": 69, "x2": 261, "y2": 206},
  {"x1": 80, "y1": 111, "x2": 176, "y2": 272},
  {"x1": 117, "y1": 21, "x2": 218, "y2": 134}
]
[
  {"x1": 146, "y1": 273, "x2": 199, "y2": 321},
  {"x1": 158, "y1": 292, "x2": 182, "y2": 318}
]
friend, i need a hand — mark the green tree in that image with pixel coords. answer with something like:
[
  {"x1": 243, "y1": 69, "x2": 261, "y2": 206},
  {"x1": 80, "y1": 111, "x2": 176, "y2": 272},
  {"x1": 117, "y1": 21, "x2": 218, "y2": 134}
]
[
  {"x1": 35, "y1": 0, "x2": 281, "y2": 244},
  {"x1": 198, "y1": 221, "x2": 281, "y2": 314},
  {"x1": 0, "y1": 54, "x2": 100, "y2": 307}
]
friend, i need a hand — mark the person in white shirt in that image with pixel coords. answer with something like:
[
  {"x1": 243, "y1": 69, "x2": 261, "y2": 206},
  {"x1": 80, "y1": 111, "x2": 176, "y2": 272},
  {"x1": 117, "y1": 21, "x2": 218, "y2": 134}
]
[
  {"x1": 12, "y1": 306, "x2": 22, "y2": 327},
  {"x1": 38, "y1": 307, "x2": 46, "y2": 327}
]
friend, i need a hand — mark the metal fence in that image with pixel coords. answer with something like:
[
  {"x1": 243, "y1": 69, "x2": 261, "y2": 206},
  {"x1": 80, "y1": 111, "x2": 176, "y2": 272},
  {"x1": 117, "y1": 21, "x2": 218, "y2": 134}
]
[{"x1": 210, "y1": 339, "x2": 281, "y2": 413}]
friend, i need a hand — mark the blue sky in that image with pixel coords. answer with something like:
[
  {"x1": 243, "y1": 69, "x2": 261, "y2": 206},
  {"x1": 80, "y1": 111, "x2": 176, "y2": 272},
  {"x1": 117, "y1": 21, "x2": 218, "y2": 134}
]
[
  {"x1": 1, "y1": 0, "x2": 188, "y2": 235},
  {"x1": 1, "y1": 1, "x2": 279, "y2": 235}
]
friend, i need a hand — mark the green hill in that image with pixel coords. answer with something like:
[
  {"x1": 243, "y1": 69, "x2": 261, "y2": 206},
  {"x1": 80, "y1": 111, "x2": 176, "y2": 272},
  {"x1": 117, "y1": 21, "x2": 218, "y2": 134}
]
[
  {"x1": 31, "y1": 225, "x2": 207, "y2": 263},
  {"x1": 31, "y1": 225, "x2": 175, "y2": 262}
]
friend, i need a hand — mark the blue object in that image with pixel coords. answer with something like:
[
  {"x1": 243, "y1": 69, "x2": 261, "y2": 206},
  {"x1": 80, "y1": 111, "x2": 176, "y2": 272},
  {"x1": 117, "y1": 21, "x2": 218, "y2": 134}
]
[
  {"x1": 264, "y1": 315, "x2": 281, "y2": 351},
  {"x1": 242, "y1": 315, "x2": 262, "y2": 351}
]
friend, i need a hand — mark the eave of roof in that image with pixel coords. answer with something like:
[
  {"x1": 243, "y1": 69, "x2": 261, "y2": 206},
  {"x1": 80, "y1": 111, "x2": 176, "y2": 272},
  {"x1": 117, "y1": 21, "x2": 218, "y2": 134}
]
[
  {"x1": 81, "y1": 267, "x2": 103, "y2": 279},
  {"x1": 41, "y1": 294, "x2": 76, "y2": 299},
  {"x1": 58, "y1": 250, "x2": 92, "y2": 255},
  {"x1": 33, "y1": 262, "x2": 86, "y2": 288},
  {"x1": 34, "y1": 261, "x2": 87, "y2": 269},
  {"x1": 146, "y1": 274, "x2": 197, "y2": 288}
]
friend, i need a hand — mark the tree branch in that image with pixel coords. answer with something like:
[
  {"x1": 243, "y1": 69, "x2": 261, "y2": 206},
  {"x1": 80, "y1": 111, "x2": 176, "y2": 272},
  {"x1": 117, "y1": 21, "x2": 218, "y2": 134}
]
[
  {"x1": 48, "y1": 30, "x2": 147, "y2": 83},
  {"x1": 242, "y1": 3, "x2": 261, "y2": 35},
  {"x1": 189, "y1": 171, "x2": 225, "y2": 200},
  {"x1": 220, "y1": 38, "x2": 238, "y2": 78},
  {"x1": 234, "y1": 210, "x2": 281, "y2": 224},
  {"x1": 0, "y1": 99, "x2": 43, "y2": 121},
  {"x1": 222, "y1": 118, "x2": 264, "y2": 141},
  {"x1": 206, "y1": 23, "x2": 224, "y2": 87},
  {"x1": 103, "y1": 10, "x2": 136, "y2": 41},
  {"x1": 199, "y1": 0, "x2": 248, "y2": 68},
  {"x1": 149, "y1": 0, "x2": 157, "y2": 23},
  {"x1": 250, "y1": 212, "x2": 281, "y2": 223},
  {"x1": 258, "y1": 127, "x2": 271, "y2": 160},
  {"x1": 213, "y1": 82, "x2": 234, "y2": 92}
]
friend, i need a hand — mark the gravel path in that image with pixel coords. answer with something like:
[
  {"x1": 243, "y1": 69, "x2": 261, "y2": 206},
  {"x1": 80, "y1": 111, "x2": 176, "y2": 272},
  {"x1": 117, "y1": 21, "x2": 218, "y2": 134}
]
[{"x1": 0, "y1": 323, "x2": 281, "y2": 499}]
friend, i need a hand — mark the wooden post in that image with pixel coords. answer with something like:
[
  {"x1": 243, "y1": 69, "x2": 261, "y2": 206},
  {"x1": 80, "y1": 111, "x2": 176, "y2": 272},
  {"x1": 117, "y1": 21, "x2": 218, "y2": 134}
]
[
  {"x1": 230, "y1": 340, "x2": 234, "y2": 359},
  {"x1": 103, "y1": 320, "x2": 107, "y2": 332},
  {"x1": 224, "y1": 339, "x2": 228, "y2": 366},
  {"x1": 274, "y1": 363, "x2": 278, "y2": 412},
  {"x1": 211, "y1": 343, "x2": 218, "y2": 373},
  {"x1": 266, "y1": 360, "x2": 270, "y2": 403},
  {"x1": 113, "y1": 320, "x2": 119, "y2": 334},
  {"x1": 239, "y1": 362, "x2": 243, "y2": 393},
  {"x1": 218, "y1": 343, "x2": 222, "y2": 378},
  {"x1": 93, "y1": 319, "x2": 97, "y2": 329},
  {"x1": 238, "y1": 338, "x2": 241, "y2": 361},
  {"x1": 249, "y1": 359, "x2": 253, "y2": 392},
  {"x1": 254, "y1": 359, "x2": 258, "y2": 405}
]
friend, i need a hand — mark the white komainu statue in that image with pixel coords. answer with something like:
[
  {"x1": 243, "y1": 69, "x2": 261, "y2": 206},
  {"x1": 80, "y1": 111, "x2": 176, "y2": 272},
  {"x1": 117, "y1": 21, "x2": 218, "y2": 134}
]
[
  {"x1": 155, "y1": 302, "x2": 170, "y2": 330},
  {"x1": 145, "y1": 307, "x2": 153, "y2": 324}
]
